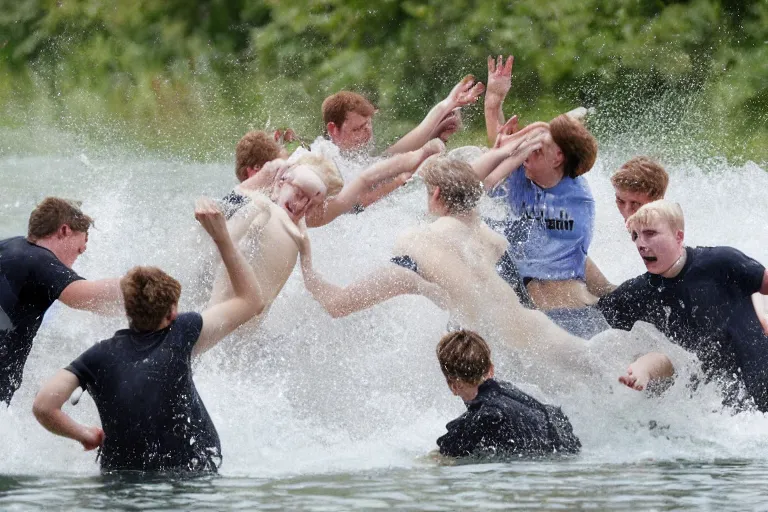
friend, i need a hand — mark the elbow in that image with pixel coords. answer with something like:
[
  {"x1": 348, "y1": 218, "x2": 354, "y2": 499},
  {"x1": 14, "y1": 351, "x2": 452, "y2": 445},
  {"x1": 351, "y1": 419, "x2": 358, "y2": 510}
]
[
  {"x1": 328, "y1": 306, "x2": 349, "y2": 319},
  {"x1": 32, "y1": 395, "x2": 53, "y2": 425}
]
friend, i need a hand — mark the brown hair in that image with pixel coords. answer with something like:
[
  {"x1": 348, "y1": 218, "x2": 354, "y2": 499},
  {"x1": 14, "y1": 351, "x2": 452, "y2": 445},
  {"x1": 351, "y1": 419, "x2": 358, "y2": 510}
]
[
  {"x1": 292, "y1": 154, "x2": 345, "y2": 197},
  {"x1": 549, "y1": 114, "x2": 598, "y2": 179},
  {"x1": 611, "y1": 156, "x2": 669, "y2": 200},
  {"x1": 27, "y1": 197, "x2": 93, "y2": 242},
  {"x1": 235, "y1": 131, "x2": 282, "y2": 182},
  {"x1": 322, "y1": 91, "x2": 376, "y2": 129},
  {"x1": 420, "y1": 157, "x2": 483, "y2": 214},
  {"x1": 120, "y1": 266, "x2": 181, "y2": 332},
  {"x1": 437, "y1": 330, "x2": 492, "y2": 385}
]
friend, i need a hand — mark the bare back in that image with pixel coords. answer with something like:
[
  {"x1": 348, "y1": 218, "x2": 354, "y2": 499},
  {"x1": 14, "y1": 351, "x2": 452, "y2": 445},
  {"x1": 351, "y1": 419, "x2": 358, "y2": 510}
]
[
  {"x1": 395, "y1": 216, "x2": 588, "y2": 361},
  {"x1": 209, "y1": 194, "x2": 301, "y2": 324}
]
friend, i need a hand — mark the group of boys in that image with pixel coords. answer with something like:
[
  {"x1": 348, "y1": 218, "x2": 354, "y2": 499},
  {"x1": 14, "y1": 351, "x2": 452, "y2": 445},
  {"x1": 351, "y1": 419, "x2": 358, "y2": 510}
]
[{"x1": 2, "y1": 54, "x2": 768, "y2": 472}]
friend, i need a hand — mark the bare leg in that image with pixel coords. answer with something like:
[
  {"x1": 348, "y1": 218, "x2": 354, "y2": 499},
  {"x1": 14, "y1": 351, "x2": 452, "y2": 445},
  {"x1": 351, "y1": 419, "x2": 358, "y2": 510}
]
[{"x1": 619, "y1": 352, "x2": 674, "y2": 391}]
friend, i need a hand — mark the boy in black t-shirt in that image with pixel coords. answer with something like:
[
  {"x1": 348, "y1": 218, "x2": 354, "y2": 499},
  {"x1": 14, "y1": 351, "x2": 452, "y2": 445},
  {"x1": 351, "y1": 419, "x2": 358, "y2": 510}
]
[
  {"x1": 435, "y1": 330, "x2": 580, "y2": 459},
  {"x1": 597, "y1": 200, "x2": 768, "y2": 410},
  {"x1": 32, "y1": 199, "x2": 265, "y2": 473},
  {"x1": 0, "y1": 197, "x2": 123, "y2": 405}
]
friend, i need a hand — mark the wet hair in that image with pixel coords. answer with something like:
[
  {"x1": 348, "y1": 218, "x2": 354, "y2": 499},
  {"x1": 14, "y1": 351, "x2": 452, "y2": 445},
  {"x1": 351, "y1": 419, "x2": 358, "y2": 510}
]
[
  {"x1": 235, "y1": 131, "x2": 282, "y2": 182},
  {"x1": 27, "y1": 197, "x2": 93, "y2": 242},
  {"x1": 292, "y1": 154, "x2": 344, "y2": 197},
  {"x1": 549, "y1": 114, "x2": 598, "y2": 179},
  {"x1": 322, "y1": 91, "x2": 376, "y2": 129},
  {"x1": 611, "y1": 156, "x2": 669, "y2": 200},
  {"x1": 437, "y1": 330, "x2": 492, "y2": 385},
  {"x1": 420, "y1": 157, "x2": 483, "y2": 214},
  {"x1": 120, "y1": 266, "x2": 181, "y2": 332},
  {"x1": 626, "y1": 199, "x2": 684, "y2": 234}
]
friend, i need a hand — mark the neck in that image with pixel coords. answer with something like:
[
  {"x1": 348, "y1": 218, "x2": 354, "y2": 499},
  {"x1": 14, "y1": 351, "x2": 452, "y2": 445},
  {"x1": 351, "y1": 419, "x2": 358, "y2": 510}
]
[
  {"x1": 30, "y1": 237, "x2": 64, "y2": 264},
  {"x1": 661, "y1": 248, "x2": 687, "y2": 278},
  {"x1": 532, "y1": 168, "x2": 565, "y2": 189},
  {"x1": 450, "y1": 209, "x2": 479, "y2": 224}
]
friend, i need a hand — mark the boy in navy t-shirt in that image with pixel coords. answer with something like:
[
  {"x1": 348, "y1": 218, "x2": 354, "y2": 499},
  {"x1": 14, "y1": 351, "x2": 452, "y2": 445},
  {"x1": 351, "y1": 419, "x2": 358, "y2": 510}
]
[
  {"x1": 435, "y1": 330, "x2": 580, "y2": 458},
  {"x1": 597, "y1": 200, "x2": 768, "y2": 410},
  {"x1": 32, "y1": 199, "x2": 265, "y2": 472}
]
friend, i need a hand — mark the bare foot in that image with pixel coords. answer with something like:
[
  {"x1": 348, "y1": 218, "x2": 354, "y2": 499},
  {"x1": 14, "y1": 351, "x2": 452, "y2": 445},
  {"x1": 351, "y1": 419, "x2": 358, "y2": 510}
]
[{"x1": 618, "y1": 365, "x2": 650, "y2": 391}]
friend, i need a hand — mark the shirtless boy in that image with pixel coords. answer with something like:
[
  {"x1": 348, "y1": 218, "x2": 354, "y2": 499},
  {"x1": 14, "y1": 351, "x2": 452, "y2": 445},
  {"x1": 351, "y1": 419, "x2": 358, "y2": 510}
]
[
  {"x1": 298, "y1": 155, "x2": 674, "y2": 393},
  {"x1": 208, "y1": 141, "x2": 443, "y2": 322}
]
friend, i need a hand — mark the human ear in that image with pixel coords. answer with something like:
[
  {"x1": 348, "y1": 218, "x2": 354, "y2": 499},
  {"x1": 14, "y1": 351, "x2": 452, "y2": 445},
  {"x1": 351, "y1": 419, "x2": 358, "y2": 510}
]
[
  {"x1": 246, "y1": 166, "x2": 260, "y2": 179},
  {"x1": 327, "y1": 122, "x2": 338, "y2": 138}
]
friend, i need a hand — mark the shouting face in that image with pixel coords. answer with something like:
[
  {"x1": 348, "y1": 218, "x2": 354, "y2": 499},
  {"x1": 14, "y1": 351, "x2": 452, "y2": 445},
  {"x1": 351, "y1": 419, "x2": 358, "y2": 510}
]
[
  {"x1": 630, "y1": 218, "x2": 684, "y2": 275},
  {"x1": 273, "y1": 165, "x2": 328, "y2": 223}
]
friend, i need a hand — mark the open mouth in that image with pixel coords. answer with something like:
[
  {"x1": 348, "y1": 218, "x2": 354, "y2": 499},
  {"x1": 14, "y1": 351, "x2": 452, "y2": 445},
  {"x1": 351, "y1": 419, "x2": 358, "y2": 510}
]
[{"x1": 642, "y1": 256, "x2": 658, "y2": 263}]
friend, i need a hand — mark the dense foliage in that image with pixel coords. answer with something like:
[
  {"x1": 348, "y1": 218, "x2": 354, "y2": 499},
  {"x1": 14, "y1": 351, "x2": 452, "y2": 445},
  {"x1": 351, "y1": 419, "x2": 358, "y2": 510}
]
[{"x1": 1, "y1": 0, "x2": 766, "y2": 161}]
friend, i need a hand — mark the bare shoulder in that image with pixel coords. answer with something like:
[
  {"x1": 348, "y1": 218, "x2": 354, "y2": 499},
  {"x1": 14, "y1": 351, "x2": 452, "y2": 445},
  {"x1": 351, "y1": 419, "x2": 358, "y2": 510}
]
[{"x1": 394, "y1": 226, "x2": 430, "y2": 255}]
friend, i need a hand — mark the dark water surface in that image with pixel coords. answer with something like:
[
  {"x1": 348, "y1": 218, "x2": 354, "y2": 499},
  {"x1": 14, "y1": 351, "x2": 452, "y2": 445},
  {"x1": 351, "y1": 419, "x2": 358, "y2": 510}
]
[{"x1": 2, "y1": 460, "x2": 767, "y2": 510}]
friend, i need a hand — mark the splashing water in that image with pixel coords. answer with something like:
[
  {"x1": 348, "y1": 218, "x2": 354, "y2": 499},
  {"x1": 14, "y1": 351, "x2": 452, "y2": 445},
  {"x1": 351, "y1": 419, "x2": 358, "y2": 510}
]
[{"x1": 1, "y1": 126, "x2": 768, "y2": 496}]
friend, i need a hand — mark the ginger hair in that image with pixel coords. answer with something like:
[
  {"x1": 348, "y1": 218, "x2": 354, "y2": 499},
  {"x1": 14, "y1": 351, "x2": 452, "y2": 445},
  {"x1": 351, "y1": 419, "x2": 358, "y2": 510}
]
[
  {"x1": 292, "y1": 154, "x2": 344, "y2": 197},
  {"x1": 549, "y1": 114, "x2": 598, "y2": 179},
  {"x1": 120, "y1": 266, "x2": 181, "y2": 332},
  {"x1": 611, "y1": 156, "x2": 669, "y2": 200},
  {"x1": 420, "y1": 157, "x2": 483, "y2": 214},
  {"x1": 437, "y1": 330, "x2": 492, "y2": 385},
  {"x1": 27, "y1": 197, "x2": 93, "y2": 242},
  {"x1": 322, "y1": 91, "x2": 376, "y2": 129},
  {"x1": 235, "y1": 131, "x2": 282, "y2": 182},
  {"x1": 627, "y1": 199, "x2": 685, "y2": 234}
]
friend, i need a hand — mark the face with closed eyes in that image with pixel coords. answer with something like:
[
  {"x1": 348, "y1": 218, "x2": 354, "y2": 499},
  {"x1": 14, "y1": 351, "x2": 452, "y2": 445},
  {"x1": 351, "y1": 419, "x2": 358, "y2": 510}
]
[
  {"x1": 273, "y1": 165, "x2": 328, "y2": 223},
  {"x1": 629, "y1": 218, "x2": 684, "y2": 275},
  {"x1": 328, "y1": 111, "x2": 374, "y2": 151}
]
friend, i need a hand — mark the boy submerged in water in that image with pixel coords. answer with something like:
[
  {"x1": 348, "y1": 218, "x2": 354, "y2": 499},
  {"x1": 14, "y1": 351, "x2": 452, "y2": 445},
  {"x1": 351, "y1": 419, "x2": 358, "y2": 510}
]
[
  {"x1": 32, "y1": 199, "x2": 264, "y2": 472},
  {"x1": 436, "y1": 329, "x2": 580, "y2": 458}
]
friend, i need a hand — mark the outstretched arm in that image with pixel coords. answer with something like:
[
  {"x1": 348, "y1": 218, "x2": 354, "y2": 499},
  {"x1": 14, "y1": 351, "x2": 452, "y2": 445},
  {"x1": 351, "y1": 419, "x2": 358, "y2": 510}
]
[
  {"x1": 307, "y1": 139, "x2": 445, "y2": 228},
  {"x1": 585, "y1": 257, "x2": 616, "y2": 297},
  {"x1": 484, "y1": 55, "x2": 514, "y2": 146},
  {"x1": 33, "y1": 369, "x2": 104, "y2": 451},
  {"x1": 59, "y1": 278, "x2": 123, "y2": 315},
  {"x1": 385, "y1": 76, "x2": 484, "y2": 155},
  {"x1": 298, "y1": 232, "x2": 447, "y2": 317},
  {"x1": 194, "y1": 199, "x2": 265, "y2": 356}
]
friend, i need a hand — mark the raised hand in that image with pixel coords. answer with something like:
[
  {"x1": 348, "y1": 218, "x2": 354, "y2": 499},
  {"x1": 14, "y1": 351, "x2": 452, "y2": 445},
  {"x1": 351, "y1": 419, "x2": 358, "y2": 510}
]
[
  {"x1": 486, "y1": 55, "x2": 513, "y2": 102},
  {"x1": 194, "y1": 198, "x2": 228, "y2": 243},
  {"x1": 422, "y1": 138, "x2": 446, "y2": 158},
  {"x1": 447, "y1": 75, "x2": 485, "y2": 108},
  {"x1": 431, "y1": 111, "x2": 461, "y2": 142},
  {"x1": 80, "y1": 426, "x2": 105, "y2": 451}
]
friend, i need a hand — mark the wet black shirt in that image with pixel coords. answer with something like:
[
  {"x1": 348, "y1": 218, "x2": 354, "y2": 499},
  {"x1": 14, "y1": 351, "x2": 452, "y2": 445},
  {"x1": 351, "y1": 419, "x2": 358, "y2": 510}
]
[
  {"x1": 0, "y1": 236, "x2": 83, "y2": 403},
  {"x1": 597, "y1": 246, "x2": 768, "y2": 410},
  {"x1": 437, "y1": 379, "x2": 581, "y2": 458},
  {"x1": 66, "y1": 312, "x2": 221, "y2": 472}
]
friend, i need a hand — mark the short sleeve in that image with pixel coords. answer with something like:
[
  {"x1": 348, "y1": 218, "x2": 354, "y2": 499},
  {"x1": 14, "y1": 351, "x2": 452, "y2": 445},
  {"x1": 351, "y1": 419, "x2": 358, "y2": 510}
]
[
  {"x1": 65, "y1": 341, "x2": 107, "y2": 389},
  {"x1": 715, "y1": 247, "x2": 766, "y2": 295},
  {"x1": 596, "y1": 279, "x2": 646, "y2": 331},
  {"x1": 172, "y1": 312, "x2": 204, "y2": 352},
  {"x1": 33, "y1": 252, "x2": 84, "y2": 303}
]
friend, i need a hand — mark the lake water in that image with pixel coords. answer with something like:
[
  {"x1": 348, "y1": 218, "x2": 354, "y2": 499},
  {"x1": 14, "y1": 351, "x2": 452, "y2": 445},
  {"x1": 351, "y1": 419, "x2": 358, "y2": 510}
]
[{"x1": 1, "y1": 125, "x2": 768, "y2": 510}]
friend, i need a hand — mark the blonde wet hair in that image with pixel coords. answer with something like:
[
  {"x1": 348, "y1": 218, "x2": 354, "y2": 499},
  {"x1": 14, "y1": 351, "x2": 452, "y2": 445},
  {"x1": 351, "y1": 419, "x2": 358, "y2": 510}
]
[
  {"x1": 292, "y1": 154, "x2": 344, "y2": 197},
  {"x1": 420, "y1": 156, "x2": 483, "y2": 214},
  {"x1": 626, "y1": 199, "x2": 684, "y2": 233}
]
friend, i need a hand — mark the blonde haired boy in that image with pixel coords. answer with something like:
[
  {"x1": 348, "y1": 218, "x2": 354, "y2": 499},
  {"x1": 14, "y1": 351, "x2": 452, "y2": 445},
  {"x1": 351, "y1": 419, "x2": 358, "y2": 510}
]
[{"x1": 597, "y1": 200, "x2": 768, "y2": 407}]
